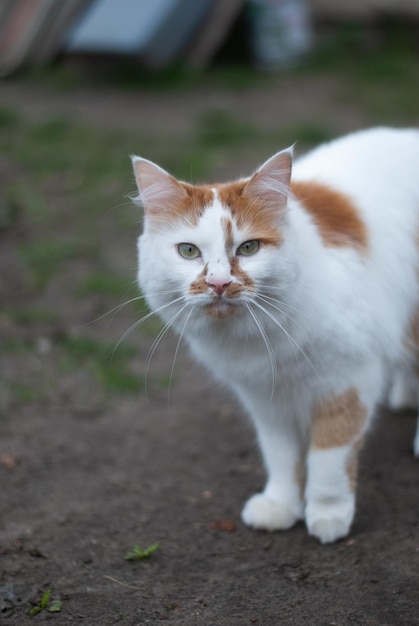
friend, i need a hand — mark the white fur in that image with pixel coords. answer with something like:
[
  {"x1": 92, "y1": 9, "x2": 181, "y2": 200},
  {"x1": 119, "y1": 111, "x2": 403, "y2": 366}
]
[{"x1": 134, "y1": 127, "x2": 419, "y2": 543}]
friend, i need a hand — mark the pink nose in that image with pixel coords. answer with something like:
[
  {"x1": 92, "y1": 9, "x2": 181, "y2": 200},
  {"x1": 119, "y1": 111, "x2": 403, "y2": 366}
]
[{"x1": 207, "y1": 280, "x2": 231, "y2": 295}]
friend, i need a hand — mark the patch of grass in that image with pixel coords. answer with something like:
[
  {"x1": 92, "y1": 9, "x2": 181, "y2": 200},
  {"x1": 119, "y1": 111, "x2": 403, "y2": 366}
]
[
  {"x1": 0, "y1": 106, "x2": 20, "y2": 128},
  {"x1": 57, "y1": 335, "x2": 143, "y2": 393},
  {"x1": 169, "y1": 148, "x2": 212, "y2": 184},
  {"x1": 280, "y1": 122, "x2": 334, "y2": 149},
  {"x1": 10, "y1": 383, "x2": 44, "y2": 403},
  {"x1": 19, "y1": 240, "x2": 85, "y2": 288},
  {"x1": 29, "y1": 589, "x2": 62, "y2": 616},
  {"x1": 124, "y1": 542, "x2": 159, "y2": 561},
  {"x1": 2, "y1": 338, "x2": 32, "y2": 353},
  {"x1": 4, "y1": 306, "x2": 58, "y2": 326},
  {"x1": 76, "y1": 272, "x2": 128, "y2": 297},
  {"x1": 29, "y1": 117, "x2": 73, "y2": 142},
  {"x1": 7, "y1": 183, "x2": 49, "y2": 225},
  {"x1": 197, "y1": 108, "x2": 264, "y2": 148}
]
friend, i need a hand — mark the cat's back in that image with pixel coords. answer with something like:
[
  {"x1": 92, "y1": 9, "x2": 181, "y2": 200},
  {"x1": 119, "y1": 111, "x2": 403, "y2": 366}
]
[
  {"x1": 293, "y1": 127, "x2": 419, "y2": 191},
  {"x1": 292, "y1": 127, "x2": 419, "y2": 241}
]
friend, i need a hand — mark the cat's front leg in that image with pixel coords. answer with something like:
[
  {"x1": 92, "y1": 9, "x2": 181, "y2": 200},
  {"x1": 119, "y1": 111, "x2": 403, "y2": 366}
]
[
  {"x1": 241, "y1": 420, "x2": 305, "y2": 531},
  {"x1": 305, "y1": 386, "x2": 370, "y2": 544}
]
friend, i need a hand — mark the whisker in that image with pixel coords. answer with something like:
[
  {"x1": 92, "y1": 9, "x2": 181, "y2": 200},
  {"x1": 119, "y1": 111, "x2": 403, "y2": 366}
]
[
  {"x1": 255, "y1": 294, "x2": 306, "y2": 334},
  {"x1": 250, "y1": 299, "x2": 318, "y2": 375},
  {"x1": 86, "y1": 289, "x2": 182, "y2": 327},
  {"x1": 111, "y1": 295, "x2": 186, "y2": 363},
  {"x1": 254, "y1": 284, "x2": 308, "y2": 316},
  {"x1": 144, "y1": 302, "x2": 190, "y2": 397},
  {"x1": 244, "y1": 302, "x2": 277, "y2": 400},
  {"x1": 167, "y1": 306, "x2": 193, "y2": 404}
]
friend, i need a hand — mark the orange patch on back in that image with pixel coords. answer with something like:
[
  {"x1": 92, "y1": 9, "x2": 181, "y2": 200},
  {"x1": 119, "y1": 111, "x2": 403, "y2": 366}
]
[
  {"x1": 291, "y1": 180, "x2": 368, "y2": 251},
  {"x1": 217, "y1": 181, "x2": 283, "y2": 248},
  {"x1": 312, "y1": 388, "x2": 367, "y2": 450}
]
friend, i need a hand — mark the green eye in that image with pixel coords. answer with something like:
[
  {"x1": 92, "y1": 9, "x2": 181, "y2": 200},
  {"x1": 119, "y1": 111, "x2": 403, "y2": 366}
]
[
  {"x1": 178, "y1": 243, "x2": 201, "y2": 259},
  {"x1": 237, "y1": 240, "x2": 260, "y2": 256}
]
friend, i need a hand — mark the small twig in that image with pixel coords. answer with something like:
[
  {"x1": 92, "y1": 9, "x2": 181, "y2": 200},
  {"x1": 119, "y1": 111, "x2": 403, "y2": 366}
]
[{"x1": 104, "y1": 575, "x2": 144, "y2": 591}]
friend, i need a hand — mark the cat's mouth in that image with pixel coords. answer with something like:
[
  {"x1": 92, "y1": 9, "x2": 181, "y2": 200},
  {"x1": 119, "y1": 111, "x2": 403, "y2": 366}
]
[{"x1": 203, "y1": 296, "x2": 239, "y2": 319}]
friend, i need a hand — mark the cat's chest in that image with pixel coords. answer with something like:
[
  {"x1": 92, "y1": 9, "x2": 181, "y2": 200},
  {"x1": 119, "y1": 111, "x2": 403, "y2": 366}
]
[{"x1": 186, "y1": 322, "x2": 311, "y2": 389}]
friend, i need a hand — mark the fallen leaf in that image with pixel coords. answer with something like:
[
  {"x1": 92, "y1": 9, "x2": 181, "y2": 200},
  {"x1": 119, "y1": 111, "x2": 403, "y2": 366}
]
[
  {"x1": 0, "y1": 453, "x2": 18, "y2": 469},
  {"x1": 210, "y1": 519, "x2": 236, "y2": 532}
]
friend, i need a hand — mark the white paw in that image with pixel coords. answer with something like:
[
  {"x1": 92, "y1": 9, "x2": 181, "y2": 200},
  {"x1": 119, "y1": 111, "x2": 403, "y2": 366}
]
[
  {"x1": 241, "y1": 493, "x2": 301, "y2": 531},
  {"x1": 306, "y1": 500, "x2": 354, "y2": 544}
]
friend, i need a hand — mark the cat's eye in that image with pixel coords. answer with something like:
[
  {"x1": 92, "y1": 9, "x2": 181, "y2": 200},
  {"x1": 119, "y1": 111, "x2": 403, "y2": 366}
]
[
  {"x1": 178, "y1": 243, "x2": 201, "y2": 259},
  {"x1": 237, "y1": 240, "x2": 260, "y2": 256}
]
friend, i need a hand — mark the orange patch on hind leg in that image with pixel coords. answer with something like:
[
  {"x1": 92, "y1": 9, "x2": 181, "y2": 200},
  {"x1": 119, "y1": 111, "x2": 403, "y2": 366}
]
[{"x1": 312, "y1": 388, "x2": 367, "y2": 450}]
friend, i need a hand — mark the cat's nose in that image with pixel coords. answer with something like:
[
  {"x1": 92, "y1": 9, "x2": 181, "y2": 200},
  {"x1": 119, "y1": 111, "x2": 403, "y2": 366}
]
[{"x1": 207, "y1": 279, "x2": 232, "y2": 296}]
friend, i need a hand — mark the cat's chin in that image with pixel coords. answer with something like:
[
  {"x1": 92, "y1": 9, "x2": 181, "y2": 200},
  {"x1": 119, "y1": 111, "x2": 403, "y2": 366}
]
[{"x1": 202, "y1": 299, "x2": 239, "y2": 320}]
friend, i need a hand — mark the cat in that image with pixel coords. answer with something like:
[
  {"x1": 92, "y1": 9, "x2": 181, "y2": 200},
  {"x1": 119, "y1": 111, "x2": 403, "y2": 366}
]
[{"x1": 131, "y1": 127, "x2": 419, "y2": 544}]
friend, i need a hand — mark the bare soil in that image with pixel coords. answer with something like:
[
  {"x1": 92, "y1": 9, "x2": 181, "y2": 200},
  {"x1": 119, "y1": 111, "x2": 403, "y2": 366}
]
[{"x1": 1, "y1": 74, "x2": 419, "y2": 626}]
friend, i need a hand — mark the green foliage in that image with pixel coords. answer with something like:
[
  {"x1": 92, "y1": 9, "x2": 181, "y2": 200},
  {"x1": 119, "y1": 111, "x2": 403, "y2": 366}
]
[
  {"x1": 197, "y1": 108, "x2": 262, "y2": 148},
  {"x1": 124, "y1": 542, "x2": 160, "y2": 561},
  {"x1": 0, "y1": 106, "x2": 20, "y2": 128},
  {"x1": 19, "y1": 240, "x2": 83, "y2": 288},
  {"x1": 29, "y1": 589, "x2": 62, "y2": 615},
  {"x1": 57, "y1": 335, "x2": 142, "y2": 393},
  {"x1": 76, "y1": 272, "x2": 128, "y2": 297}
]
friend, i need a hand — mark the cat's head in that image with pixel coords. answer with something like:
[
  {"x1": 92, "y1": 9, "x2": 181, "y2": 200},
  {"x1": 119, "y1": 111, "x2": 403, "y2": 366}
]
[{"x1": 132, "y1": 150, "x2": 294, "y2": 327}]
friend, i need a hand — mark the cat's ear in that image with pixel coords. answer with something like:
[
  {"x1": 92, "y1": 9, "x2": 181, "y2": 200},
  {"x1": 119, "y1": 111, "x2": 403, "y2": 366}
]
[
  {"x1": 244, "y1": 148, "x2": 293, "y2": 211},
  {"x1": 131, "y1": 156, "x2": 188, "y2": 218}
]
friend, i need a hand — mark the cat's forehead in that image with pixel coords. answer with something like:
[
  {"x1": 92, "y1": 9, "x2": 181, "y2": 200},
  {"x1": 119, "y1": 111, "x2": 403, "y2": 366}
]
[
  {"x1": 171, "y1": 185, "x2": 239, "y2": 251},
  {"x1": 171, "y1": 180, "x2": 242, "y2": 234},
  {"x1": 179, "y1": 180, "x2": 246, "y2": 224},
  {"x1": 179, "y1": 179, "x2": 283, "y2": 246}
]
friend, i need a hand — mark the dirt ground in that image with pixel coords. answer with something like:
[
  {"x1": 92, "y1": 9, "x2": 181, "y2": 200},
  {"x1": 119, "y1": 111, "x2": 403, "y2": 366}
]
[{"x1": 1, "y1": 67, "x2": 419, "y2": 626}]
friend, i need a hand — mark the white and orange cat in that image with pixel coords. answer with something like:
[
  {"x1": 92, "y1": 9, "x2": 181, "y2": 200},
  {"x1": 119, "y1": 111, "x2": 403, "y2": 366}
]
[{"x1": 132, "y1": 127, "x2": 419, "y2": 544}]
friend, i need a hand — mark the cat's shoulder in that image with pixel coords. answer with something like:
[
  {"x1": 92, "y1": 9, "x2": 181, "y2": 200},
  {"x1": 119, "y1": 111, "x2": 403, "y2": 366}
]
[{"x1": 294, "y1": 127, "x2": 419, "y2": 175}]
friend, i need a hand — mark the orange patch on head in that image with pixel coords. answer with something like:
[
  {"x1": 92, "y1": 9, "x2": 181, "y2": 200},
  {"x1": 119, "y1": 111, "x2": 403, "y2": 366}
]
[
  {"x1": 221, "y1": 216, "x2": 234, "y2": 258},
  {"x1": 312, "y1": 388, "x2": 367, "y2": 450},
  {"x1": 180, "y1": 183, "x2": 215, "y2": 225},
  {"x1": 217, "y1": 181, "x2": 283, "y2": 248},
  {"x1": 291, "y1": 180, "x2": 368, "y2": 251}
]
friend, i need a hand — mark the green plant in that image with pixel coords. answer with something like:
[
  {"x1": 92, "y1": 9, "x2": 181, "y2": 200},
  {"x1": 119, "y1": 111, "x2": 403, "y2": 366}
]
[
  {"x1": 28, "y1": 590, "x2": 62, "y2": 615},
  {"x1": 124, "y1": 542, "x2": 159, "y2": 561}
]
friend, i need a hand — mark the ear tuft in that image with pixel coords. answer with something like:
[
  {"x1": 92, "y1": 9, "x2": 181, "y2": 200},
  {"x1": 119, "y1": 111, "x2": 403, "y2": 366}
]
[{"x1": 131, "y1": 156, "x2": 188, "y2": 216}]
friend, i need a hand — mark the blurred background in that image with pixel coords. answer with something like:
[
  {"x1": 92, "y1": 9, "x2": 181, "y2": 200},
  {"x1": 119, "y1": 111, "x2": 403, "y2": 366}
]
[
  {"x1": 1, "y1": 0, "x2": 419, "y2": 413},
  {"x1": 1, "y1": 0, "x2": 419, "y2": 420},
  {"x1": 1, "y1": 2, "x2": 419, "y2": 621}
]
